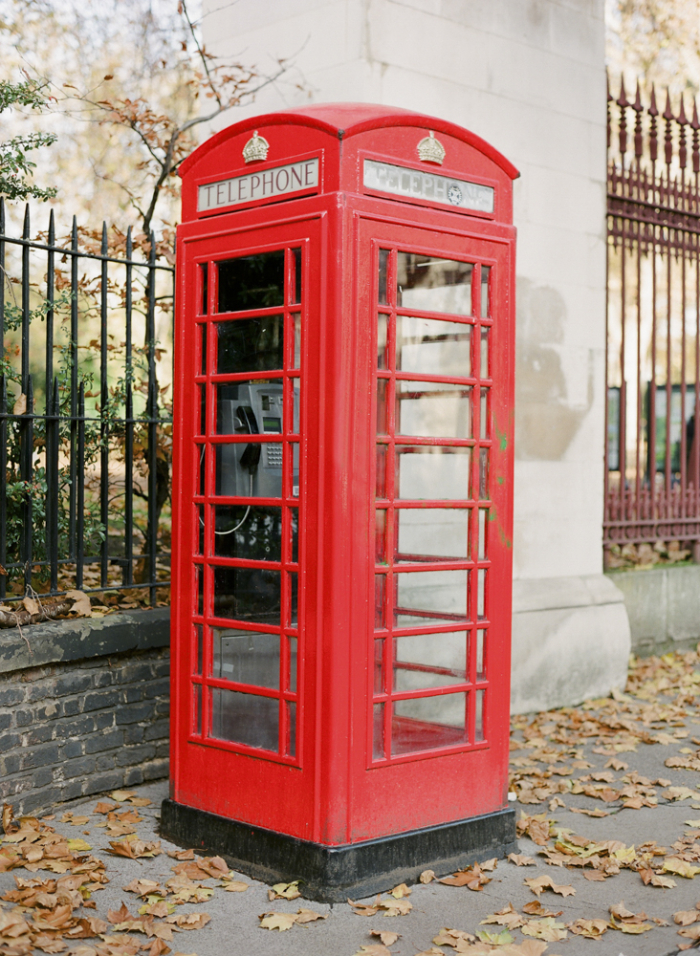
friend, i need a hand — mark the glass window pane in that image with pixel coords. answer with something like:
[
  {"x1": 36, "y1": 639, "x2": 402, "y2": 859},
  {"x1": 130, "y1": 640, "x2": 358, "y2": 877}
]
[
  {"x1": 377, "y1": 379, "x2": 390, "y2": 434},
  {"x1": 213, "y1": 566, "x2": 281, "y2": 624},
  {"x1": 478, "y1": 508, "x2": 488, "y2": 560},
  {"x1": 392, "y1": 693, "x2": 467, "y2": 755},
  {"x1": 200, "y1": 323, "x2": 207, "y2": 375},
  {"x1": 215, "y1": 381, "x2": 283, "y2": 435},
  {"x1": 397, "y1": 253, "x2": 473, "y2": 314},
  {"x1": 195, "y1": 564, "x2": 203, "y2": 616},
  {"x1": 394, "y1": 632, "x2": 467, "y2": 691},
  {"x1": 215, "y1": 316, "x2": 284, "y2": 373},
  {"x1": 375, "y1": 508, "x2": 388, "y2": 564},
  {"x1": 286, "y1": 701, "x2": 297, "y2": 757},
  {"x1": 396, "y1": 508, "x2": 469, "y2": 563},
  {"x1": 373, "y1": 702, "x2": 385, "y2": 759},
  {"x1": 213, "y1": 627, "x2": 279, "y2": 689},
  {"x1": 288, "y1": 572, "x2": 298, "y2": 627},
  {"x1": 193, "y1": 684, "x2": 202, "y2": 735},
  {"x1": 480, "y1": 266, "x2": 491, "y2": 318},
  {"x1": 376, "y1": 444, "x2": 389, "y2": 498},
  {"x1": 195, "y1": 505, "x2": 204, "y2": 555},
  {"x1": 395, "y1": 569, "x2": 468, "y2": 626},
  {"x1": 198, "y1": 385, "x2": 207, "y2": 436},
  {"x1": 397, "y1": 316, "x2": 471, "y2": 377},
  {"x1": 290, "y1": 508, "x2": 299, "y2": 563},
  {"x1": 377, "y1": 314, "x2": 389, "y2": 368},
  {"x1": 378, "y1": 249, "x2": 389, "y2": 305},
  {"x1": 479, "y1": 448, "x2": 489, "y2": 499},
  {"x1": 213, "y1": 505, "x2": 282, "y2": 560},
  {"x1": 476, "y1": 629, "x2": 486, "y2": 679},
  {"x1": 198, "y1": 443, "x2": 205, "y2": 496},
  {"x1": 480, "y1": 388, "x2": 489, "y2": 439},
  {"x1": 218, "y1": 251, "x2": 285, "y2": 313},
  {"x1": 291, "y1": 312, "x2": 301, "y2": 369},
  {"x1": 211, "y1": 688, "x2": 279, "y2": 752},
  {"x1": 200, "y1": 263, "x2": 208, "y2": 315},
  {"x1": 374, "y1": 639, "x2": 384, "y2": 693},
  {"x1": 291, "y1": 381, "x2": 301, "y2": 434},
  {"x1": 478, "y1": 568, "x2": 486, "y2": 620},
  {"x1": 194, "y1": 625, "x2": 203, "y2": 676},
  {"x1": 480, "y1": 327, "x2": 489, "y2": 379},
  {"x1": 290, "y1": 248, "x2": 302, "y2": 305},
  {"x1": 215, "y1": 442, "x2": 283, "y2": 498},
  {"x1": 288, "y1": 637, "x2": 297, "y2": 692},
  {"x1": 396, "y1": 446, "x2": 471, "y2": 500},
  {"x1": 397, "y1": 381, "x2": 472, "y2": 438},
  {"x1": 475, "y1": 689, "x2": 485, "y2": 741},
  {"x1": 375, "y1": 574, "x2": 386, "y2": 629},
  {"x1": 291, "y1": 443, "x2": 300, "y2": 497}
]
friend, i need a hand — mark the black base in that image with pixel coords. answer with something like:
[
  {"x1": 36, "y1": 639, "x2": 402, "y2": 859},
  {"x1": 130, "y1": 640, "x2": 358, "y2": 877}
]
[{"x1": 160, "y1": 799, "x2": 517, "y2": 902}]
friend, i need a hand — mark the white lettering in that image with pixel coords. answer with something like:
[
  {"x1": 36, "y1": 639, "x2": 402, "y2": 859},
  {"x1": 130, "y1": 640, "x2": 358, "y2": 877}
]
[
  {"x1": 197, "y1": 158, "x2": 320, "y2": 212},
  {"x1": 363, "y1": 159, "x2": 494, "y2": 214}
]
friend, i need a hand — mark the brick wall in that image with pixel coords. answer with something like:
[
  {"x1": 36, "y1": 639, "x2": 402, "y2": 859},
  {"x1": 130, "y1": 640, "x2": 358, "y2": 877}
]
[{"x1": 0, "y1": 609, "x2": 170, "y2": 816}]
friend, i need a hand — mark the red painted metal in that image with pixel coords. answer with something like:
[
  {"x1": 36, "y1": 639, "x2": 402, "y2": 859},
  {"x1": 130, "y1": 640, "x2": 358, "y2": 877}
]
[
  {"x1": 607, "y1": 80, "x2": 700, "y2": 559},
  {"x1": 171, "y1": 105, "x2": 517, "y2": 846}
]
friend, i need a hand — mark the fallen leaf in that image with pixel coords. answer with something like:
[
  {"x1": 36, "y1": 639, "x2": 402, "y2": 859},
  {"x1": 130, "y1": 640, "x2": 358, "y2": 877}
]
[
  {"x1": 110, "y1": 790, "x2": 137, "y2": 802},
  {"x1": 521, "y1": 917, "x2": 568, "y2": 942},
  {"x1": 66, "y1": 590, "x2": 92, "y2": 617},
  {"x1": 268, "y1": 880, "x2": 301, "y2": 901},
  {"x1": 13, "y1": 393, "x2": 26, "y2": 415},
  {"x1": 293, "y1": 908, "x2": 327, "y2": 924},
  {"x1": 524, "y1": 875, "x2": 575, "y2": 897},
  {"x1": 419, "y1": 870, "x2": 435, "y2": 883},
  {"x1": 476, "y1": 928, "x2": 514, "y2": 945},
  {"x1": 675, "y1": 910, "x2": 700, "y2": 926},
  {"x1": 569, "y1": 918, "x2": 608, "y2": 938},
  {"x1": 663, "y1": 857, "x2": 700, "y2": 878},
  {"x1": 370, "y1": 929, "x2": 399, "y2": 945},
  {"x1": 221, "y1": 879, "x2": 248, "y2": 892},
  {"x1": 508, "y1": 854, "x2": 535, "y2": 866}
]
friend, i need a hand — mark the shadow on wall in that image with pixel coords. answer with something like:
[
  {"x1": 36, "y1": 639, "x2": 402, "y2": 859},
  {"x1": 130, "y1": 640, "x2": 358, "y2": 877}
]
[{"x1": 515, "y1": 278, "x2": 594, "y2": 460}]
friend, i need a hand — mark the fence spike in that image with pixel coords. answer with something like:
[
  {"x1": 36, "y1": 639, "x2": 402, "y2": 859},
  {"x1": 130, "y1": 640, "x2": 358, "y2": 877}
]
[
  {"x1": 71, "y1": 215, "x2": 78, "y2": 248},
  {"x1": 22, "y1": 204, "x2": 30, "y2": 239},
  {"x1": 664, "y1": 88, "x2": 674, "y2": 166},
  {"x1": 101, "y1": 220, "x2": 108, "y2": 255},
  {"x1": 48, "y1": 207, "x2": 55, "y2": 244},
  {"x1": 0, "y1": 197, "x2": 5, "y2": 233},
  {"x1": 679, "y1": 94, "x2": 689, "y2": 169},
  {"x1": 633, "y1": 80, "x2": 644, "y2": 159},
  {"x1": 617, "y1": 77, "x2": 629, "y2": 158},
  {"x1": 649, "y1": 84, "x2": 659, "y2": 163},
  {"x1": 126, "y1": 224, "x2": 132, "y2": 258},
  {"x1": 692, "y1": 98, "x2": 700, "y2": 175}
]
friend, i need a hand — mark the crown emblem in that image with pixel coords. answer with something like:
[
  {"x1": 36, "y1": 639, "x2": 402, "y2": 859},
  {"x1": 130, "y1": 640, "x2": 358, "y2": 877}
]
[
  {"x1": 243, "y1": 131, "x2": 269, "y2": 163},
  {"x1": 417, "y1": 131, "x2": 445, "y2": 165}
]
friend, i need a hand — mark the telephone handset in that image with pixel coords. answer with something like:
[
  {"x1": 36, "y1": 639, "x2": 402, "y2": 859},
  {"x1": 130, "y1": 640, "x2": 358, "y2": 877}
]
[{"x1": 235, "y1": 406, "x2": 261, "y2": 472}]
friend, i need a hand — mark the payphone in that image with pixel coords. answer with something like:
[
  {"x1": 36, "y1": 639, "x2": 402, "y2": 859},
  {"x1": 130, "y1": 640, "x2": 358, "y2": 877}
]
[{"x1": 165, "y1": 104, "x2": 518, "y2": 901}]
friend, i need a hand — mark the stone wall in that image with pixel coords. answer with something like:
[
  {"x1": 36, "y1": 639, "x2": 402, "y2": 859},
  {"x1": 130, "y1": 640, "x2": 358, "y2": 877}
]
[
  {"x1": 0, "y1": 609, "x2": 170, "y2": 817},
  {"x1": 609, "y1": 566, "x2": 700, "y2": 656}
]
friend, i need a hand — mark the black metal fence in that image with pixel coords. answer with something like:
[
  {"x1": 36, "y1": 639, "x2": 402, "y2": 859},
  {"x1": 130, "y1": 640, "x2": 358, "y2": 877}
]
[{"x1": 0, "y1": 201, "x2": 174, "y2": 606}]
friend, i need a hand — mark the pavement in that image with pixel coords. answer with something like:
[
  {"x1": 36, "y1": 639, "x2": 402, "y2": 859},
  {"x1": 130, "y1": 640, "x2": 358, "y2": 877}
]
[{"x1": 4, "y1": 652, "x2": 700, "y2": 956}]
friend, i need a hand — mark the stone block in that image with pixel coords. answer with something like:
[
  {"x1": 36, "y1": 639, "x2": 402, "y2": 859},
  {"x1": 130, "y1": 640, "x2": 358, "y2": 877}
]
[
  {"x1": 83, "y1": 689, "x2": 122, "y2": 713},
  {"x1": 20, "y1": 743, "x2": 61, "y2": 771},
  {"x1": 84, "y1": 729, "x2": 124, "y2": 754},
  {"x1": 115, "y1": 701, "x2": 156, "y2": 725}
]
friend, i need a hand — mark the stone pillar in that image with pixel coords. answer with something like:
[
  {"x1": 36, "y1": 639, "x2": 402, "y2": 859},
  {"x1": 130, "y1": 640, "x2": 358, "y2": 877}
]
[{"x1": 200, "y1": 0, "x2": 630, "y2": 712}]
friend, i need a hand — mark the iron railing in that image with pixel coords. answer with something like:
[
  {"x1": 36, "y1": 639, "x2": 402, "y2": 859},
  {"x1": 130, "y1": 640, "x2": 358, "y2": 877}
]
[
  {"x1": 606, "y1": 77, "x2": 700, "y2": 562},
  {"x1": 0, "y1": 201, "x2": 174, "y2": 605}
]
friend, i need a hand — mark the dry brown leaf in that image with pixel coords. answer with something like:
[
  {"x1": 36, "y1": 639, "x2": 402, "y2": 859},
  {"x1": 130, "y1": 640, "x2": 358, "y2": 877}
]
[
  {"x1": 2, "y1": 804, "x2": 19, "y2": 835},
  {"x1": 388, "y1": 883, "x2": 411, "y2": 898},
  {"x1": 221, "y1": 879, "x2": 248, "y2": 892},
  {"x1": 66, "y1": 590, "x2": 92, "y2": 617},
  {"x1": 351, "y1": 947, "x2": 391, "y2": 956},
  {"x1": 110, "y1": 789, "x2": 137, "y2": 802},
  {"x1": 93, "y1": 802, "x2": 118, "y2": 815},
  {"x1": 419, "y1": 870, "x2": 435, "y2": 883},
  {"x1": 524, "y1": 874, "x2": 575, "y2": 897},
  {"x1": 13, "y1": 393, "x2": 27, "y2": 415},
  {"x1": 268, "y1": 880, "x2": 301, "y2": 900},
  {"x1": 508, "y1": 853, "x2": 535, "y2": 866},
  {"x1": 107, "y1": 902, "x2": 132, "y2": 924},
  {"x1": 370, "y1": 929, "x2": 399, "y2": 945},
  {"x1": 675, "y1": 910, "x2": 700, "y2": 926},
  {"x1": 521, "y1": 917, "x2": 568, "y2": 942},
  {"x1": 164, "y1": 912, "x2": 211, "y2": 930},
  {"x1": 569, "y1": 918, "x2": 608, "y2": 938},
  {"x1": 166, "y1": 849, "x2": 195, "y2": 861}
]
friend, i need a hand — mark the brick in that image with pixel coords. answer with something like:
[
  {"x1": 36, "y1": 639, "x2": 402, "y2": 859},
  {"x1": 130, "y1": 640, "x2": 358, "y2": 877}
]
[
  {"x1": 148, "y1": 678, "x2": 170, "y2": 698},
  {"x1": 24, "y1": 724, "x2": 55, "y2": 746},
  {"x1": 96, "y1": 753, "x2": 118, "y2": 772},
  {"x1": 54, "y1": 715, "x2": 96, "y2": 738},
  {"x1": 116, "y1": 744, "x2": 155, "y2": 767},
  {"x1": 61, "y1": 740, "x2": 84, "y2": 759},
  {"x1": 143, "y1": 719, "x2": 169, "y2": 742},
  {"x1": 34, "y1": 701, "x2": 62, "y2": 720},
  {"x1": 123, "y1": 725, "x2": 145, "y2": 745},
  {"x1": 60, "y1": 780, "x2": 85, "y2": 802},
  {"x1": 143, "y1": 758, "x2": 169, "y2": 781},
  {"x1": 84, "y1": 730, "x2": 124, "y2": 754},
  {"x1": 155, "y1": 701, "x2": 170, "y2": 718},
  {"x1": 118, "y1": 663, "x2": 155, "y2": 684},
  {"x1": 21, "y1": 743, "x2": 60, "y2": 771},
  {"x1": 0, "y1": 713, "x2": 12, "y2": 731},
  {"x1": 83, "y1": 689, "x2": 122, "y2": 713},
  {"x1": 86, "y1": 771, "x2": 125, "y2": 794},
  {"x1": 93, "y1": 670, "x2": 117, "y2": 688},
  {"x1": 0, "y1": 687, "x2": 25, "y2": 707},
  {"x1": 32, "y1": 767, "x2": 54, "y2": 789},
  {"x1": 155, "y1": 741, "x2": 170, "y2": 760},
  {"x1": 14, "y1": 709, "x2": 34, "y2": 727},
  {"x1": 21, "y1": 788, "x2": 62, "y2": 815},
  {"x1": 153, "y1": 659, "x2": 170, "y2": 679},
  {"x1": 53, "y1": 672, "x2": 94, "y2": 697},
  {"x1": 124, "y1": 767, "x2": 145, "y2": 786},
  {"x1": 62, "y1": 698, "x2": 81, "y2": 717},
  {"x1": 124, "y1": 685, "x2": 145, "y2": 704},
  {"x1": 94, "y1": 712, "x2": 115, "y2": 731},
  {"x1": 61, "y1": 755, "x2": 97, "y2": 779},
  {"x1": 0, "y1": 754, "x2": 21, "y2": 775},
  {"x1": 115, "y1": 702, "x2": 156, "y2": 725},
  {"x1": 0, "y1": 733, "x2": 21, "y2": 752}
]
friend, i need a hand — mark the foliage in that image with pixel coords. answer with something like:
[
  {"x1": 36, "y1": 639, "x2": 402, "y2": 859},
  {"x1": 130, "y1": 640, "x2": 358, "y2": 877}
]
[{"x1": 0, "y1": 78, "x2": 56, "y2": 201}]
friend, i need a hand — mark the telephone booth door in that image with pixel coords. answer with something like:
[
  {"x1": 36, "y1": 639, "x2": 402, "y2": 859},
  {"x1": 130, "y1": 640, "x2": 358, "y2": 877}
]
[
  {"x1": 347, "y1": 216, "x2": 514, "y2": 839},
  {"x1": 169, "y1": 218, "x2": 323, "y2": 837}
]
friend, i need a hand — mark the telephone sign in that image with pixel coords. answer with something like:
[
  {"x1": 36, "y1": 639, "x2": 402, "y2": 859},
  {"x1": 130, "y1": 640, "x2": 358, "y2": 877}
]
[{"x1": 163, "y1": 104, "x2": 519, "y2": 901}]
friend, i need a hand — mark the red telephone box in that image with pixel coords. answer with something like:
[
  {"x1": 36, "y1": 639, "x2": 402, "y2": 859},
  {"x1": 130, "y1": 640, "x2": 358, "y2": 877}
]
[{"x1": 162, "y1": 104, "x2": 518, "y2": 901}]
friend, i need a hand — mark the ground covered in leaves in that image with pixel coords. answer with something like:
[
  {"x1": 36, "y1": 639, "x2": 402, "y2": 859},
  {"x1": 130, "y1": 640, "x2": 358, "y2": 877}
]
[{"x1": 6, "y1": 650, "x2": 700, "y2": 954}]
